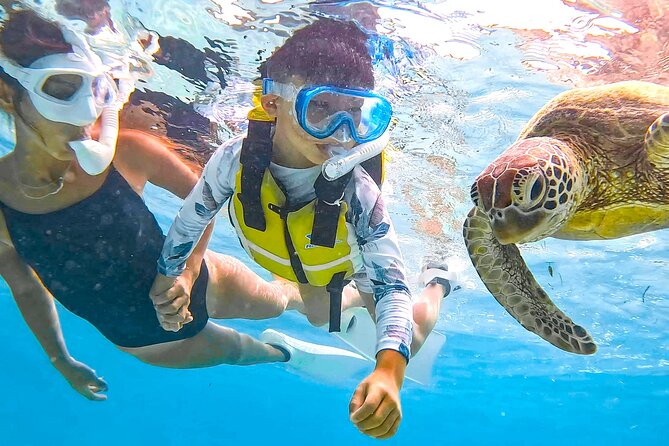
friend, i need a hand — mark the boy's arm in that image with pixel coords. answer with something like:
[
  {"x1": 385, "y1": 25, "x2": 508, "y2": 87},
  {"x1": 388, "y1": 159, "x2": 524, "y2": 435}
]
[
  {"x1": 348, "y1": 190, "x2": 413, "y2": 439},
  {"x1": 356, "y1": 193, "x2": 413, "y2": 365},
  {"x1": 156, "y1": 144, "x2": 235, "y2": 277},
  {"x1": 150, "y1": 144, "x2": 236, "y2": 330}
]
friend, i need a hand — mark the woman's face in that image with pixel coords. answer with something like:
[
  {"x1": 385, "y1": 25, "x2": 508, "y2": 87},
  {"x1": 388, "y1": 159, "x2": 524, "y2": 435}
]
[{"x1": 14, "y1": 86, "x2": 90, "y2": 161}]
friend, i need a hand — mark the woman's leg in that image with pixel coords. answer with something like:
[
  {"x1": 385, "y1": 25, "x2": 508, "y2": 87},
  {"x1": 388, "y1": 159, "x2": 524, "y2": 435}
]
[
  {"x1": 203, "y1": 251, "x2": 304, "y2": 320},
  {"x1": 119, "y1": 322, "x2": 287, "y2": 368}
]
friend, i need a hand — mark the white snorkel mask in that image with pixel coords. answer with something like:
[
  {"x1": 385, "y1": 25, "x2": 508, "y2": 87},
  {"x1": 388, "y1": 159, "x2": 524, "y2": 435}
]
[{"x1": 0, "y1": 28, "x2": 121, "y2": 175}]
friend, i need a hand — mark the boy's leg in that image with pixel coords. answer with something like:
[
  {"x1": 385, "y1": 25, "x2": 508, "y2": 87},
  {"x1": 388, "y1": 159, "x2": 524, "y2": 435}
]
[
  {"x1": 201, "y1": 251, "x2": 364, "y2": 325},
  {"x1": 203, "y1": 251, "x2": 304, "y2": 320},
  {"x1": 410, "y1": 282, "x2": 447, "y2": 354},
  {"x1": 297, "y1": 283, "x2": 366, "y2": 327},
  {"x1": 119, "y1": 322, "x2": 287, "y2": 367}
]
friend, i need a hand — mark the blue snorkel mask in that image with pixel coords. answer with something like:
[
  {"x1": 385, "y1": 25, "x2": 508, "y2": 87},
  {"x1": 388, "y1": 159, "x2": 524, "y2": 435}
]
[{"x1": 262, "y1": 78, "x2": 392, "y2": 145}]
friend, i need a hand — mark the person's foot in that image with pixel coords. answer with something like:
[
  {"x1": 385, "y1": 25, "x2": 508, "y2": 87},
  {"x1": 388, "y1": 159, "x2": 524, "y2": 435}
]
[
  {"x1": 259, "y1": 329, "x2": 368, "y2": 381},
  {"x1": 419, "y1": 256, "x2": 458, "y2": 298}
]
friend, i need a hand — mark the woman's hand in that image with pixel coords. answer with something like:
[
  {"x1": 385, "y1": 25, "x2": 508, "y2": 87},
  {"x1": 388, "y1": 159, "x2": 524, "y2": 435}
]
[
  {"x1": 349, "y1": 350, "x2": 406, "y2": 439},
  {"x1": 53, "y1": 357, "x2": 108, "y2": 401},
  {"x1": 149, "y1": 272, "x2": 194, "y2": 332}
]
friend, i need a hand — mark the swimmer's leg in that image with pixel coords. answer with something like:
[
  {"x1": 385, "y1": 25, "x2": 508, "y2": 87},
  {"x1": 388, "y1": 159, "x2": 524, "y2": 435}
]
[
  {"x1": 409, "y1": 282, "x2": 447, "y2": 355},
  {"x1": 354, "y1": 283, "x2": 448, "y2": 357},
  {"x1": 118, "y1": 322, "x2": 287, "y2": 367},
  {"x1": 203, "y1": 251, "x2": 304, "y2": 320},
  {"x1": 297, "y1": 283, "x2": 366, "y2": 327}
]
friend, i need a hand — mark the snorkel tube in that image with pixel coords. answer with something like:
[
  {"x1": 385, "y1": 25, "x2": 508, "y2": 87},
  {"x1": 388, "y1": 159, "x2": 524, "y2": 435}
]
[
  {"x1": 61, "y1": 28, "x2": 128, "y2": 176},
  {"x1": 68, "y1": 75, "x2": 137, "y2": 175},
  {"x1": 68, "y1": 102, "x2": 120, "y2": 175},
  {"x1": 321, "y1": 129, "x2": 390, "y2": 181},
  {"x1": 75, "y1": 28, "x2": 159, "y2": 175},
  {"x1": 64, "y1": 25, "x2": 154, "y2": 176}
]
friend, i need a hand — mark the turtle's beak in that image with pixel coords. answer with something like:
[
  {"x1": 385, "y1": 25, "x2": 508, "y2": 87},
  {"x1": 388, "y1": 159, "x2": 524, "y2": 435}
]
[{"x1": 490, "y1": 206, "x2": 546, "y2": 244}]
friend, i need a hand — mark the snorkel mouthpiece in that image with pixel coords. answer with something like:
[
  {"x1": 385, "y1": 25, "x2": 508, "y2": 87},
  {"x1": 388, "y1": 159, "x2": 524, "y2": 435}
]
[
  {"x1": 68, "y1": 138, "x2": 114, "y2": 175},
  {"x1": 68, "y1": 99, "x2": 120, "y2": 175},
  {"x1": 322, "y1": 129, "x2": 390, "y2": 181}
]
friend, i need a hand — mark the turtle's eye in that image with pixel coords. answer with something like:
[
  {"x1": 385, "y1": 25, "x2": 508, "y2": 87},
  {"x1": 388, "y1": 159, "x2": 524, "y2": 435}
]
[{"x1": 513, "y1": 171, "x2": 546, "y2": 208}]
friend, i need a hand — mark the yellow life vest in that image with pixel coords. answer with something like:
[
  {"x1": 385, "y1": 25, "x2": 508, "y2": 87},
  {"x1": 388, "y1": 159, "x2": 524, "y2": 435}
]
[
  {"x1": 230, "y1": 167, "x2": 355, "y2": 286},
  {"x1": 230, "y1": 90, "x2": 383, "y2": 330}
]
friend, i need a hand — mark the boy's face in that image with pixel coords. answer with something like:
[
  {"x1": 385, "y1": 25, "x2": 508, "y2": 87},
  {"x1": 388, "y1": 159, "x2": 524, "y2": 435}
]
[{"x1": 261, "y1": 77, "x2": 358, "y2": 168}]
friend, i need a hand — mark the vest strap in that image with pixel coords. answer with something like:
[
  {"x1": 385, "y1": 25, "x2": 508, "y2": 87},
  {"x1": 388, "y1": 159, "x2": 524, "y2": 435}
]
[
  {"x1": 327, "y1": 271, "x2": 347, "y2": 332},
  {"x1": 238, "y1": 120, "x2": 274, "y2": 231},
  {"x1": 311, "y1": 172, "x2": 352, "y2": 248}
]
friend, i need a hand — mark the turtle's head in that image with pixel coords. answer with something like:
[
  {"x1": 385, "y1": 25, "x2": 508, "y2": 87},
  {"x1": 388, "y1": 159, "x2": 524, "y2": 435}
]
[{"x1": 470, "y1": 137, "x2": 584, "y2": 244}]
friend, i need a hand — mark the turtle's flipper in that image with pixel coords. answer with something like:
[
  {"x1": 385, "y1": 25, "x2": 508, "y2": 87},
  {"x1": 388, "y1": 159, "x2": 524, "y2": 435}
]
[
  {"x1": 645, "y1": 113, "x2": 669, "y2": 169},
  {"x1": 463, "y1": 207, "x2": 597, "y2": 355}
]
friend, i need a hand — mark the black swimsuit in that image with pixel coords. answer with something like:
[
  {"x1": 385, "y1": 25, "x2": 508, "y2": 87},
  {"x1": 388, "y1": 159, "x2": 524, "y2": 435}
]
[{"x1": 0, "y1": 167, "x2": 209, "y2": 347}]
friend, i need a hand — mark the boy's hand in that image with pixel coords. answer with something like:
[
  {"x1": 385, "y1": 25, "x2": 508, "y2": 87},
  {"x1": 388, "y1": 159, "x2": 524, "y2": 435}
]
[
  {"x1": 349, "y1": 350, "x2": 406, "y2": 439},
  {"x1": 149, "y1": 272, "x2": 194, "y2": 332},
  {"x1": 53, "y1": 356, "x2": 108, "y2": 401}
]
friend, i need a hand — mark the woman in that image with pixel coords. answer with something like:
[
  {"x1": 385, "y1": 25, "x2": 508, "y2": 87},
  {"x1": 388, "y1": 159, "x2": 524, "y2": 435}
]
[{"x1": 0, "y1": 11, "x2": 301, "y2": 400}]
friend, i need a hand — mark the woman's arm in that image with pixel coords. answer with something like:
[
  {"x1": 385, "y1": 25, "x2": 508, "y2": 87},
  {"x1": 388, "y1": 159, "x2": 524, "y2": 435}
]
[
  {"x1": 114, "y1": 128, "x2": 201, "y2": 198},
  {"x1": 0, "y1": 215, "x2": 107, "y2": 400},
  {"x1": 115, "y1": 129, "x2": 216, "y2": 275}
]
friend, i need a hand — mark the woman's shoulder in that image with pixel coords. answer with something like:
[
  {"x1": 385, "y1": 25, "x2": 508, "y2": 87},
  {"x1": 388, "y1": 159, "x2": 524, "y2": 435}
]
[
  {"x1": 0, "y1": 157, "x2": 18, "y2": 209},
  {"x1": 0, "y1": 208, "x2": 14, "y2": 249}
]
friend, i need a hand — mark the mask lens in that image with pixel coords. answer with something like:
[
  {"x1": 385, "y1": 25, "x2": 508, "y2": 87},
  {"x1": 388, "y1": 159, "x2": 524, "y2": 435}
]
[
  {"x1": 358, "y1": 97, "x2": 391, "y2": 139},
  {"x1": 306, "y1": 93, "x2": 363, "y2": 127},
  {"x1": 92, "y1": 75, "x2": 117, "y2": 107},
  {"x1": 41, "y1": 73, "x2": 84, "y2": 101},
  {"x1": 301, "y1": 88, "x2": 391, "y2": 142}
]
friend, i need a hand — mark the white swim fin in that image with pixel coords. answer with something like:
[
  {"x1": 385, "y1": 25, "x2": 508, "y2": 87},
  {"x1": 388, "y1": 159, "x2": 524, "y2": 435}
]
[
  {"x1": 261, "y1": 329, "x2": 368, "y2": 382},
  {"x1": 334, "y1": 307, "x2": 446, "y2": 385}
]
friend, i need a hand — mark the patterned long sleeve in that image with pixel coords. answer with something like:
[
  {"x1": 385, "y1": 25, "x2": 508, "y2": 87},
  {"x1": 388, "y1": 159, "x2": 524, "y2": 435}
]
[
  {"x1": 157, "y1": 139, "x2": 239, "y2": 277},
  {"x1": 348, "y1": 169, "x2": 414, "y2": 361}
]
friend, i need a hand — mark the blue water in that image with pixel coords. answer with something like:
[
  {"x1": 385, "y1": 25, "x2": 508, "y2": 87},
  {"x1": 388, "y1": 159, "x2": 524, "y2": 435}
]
[{"x1": 1, "y1": 1, "x2": 668, "y2": 444}]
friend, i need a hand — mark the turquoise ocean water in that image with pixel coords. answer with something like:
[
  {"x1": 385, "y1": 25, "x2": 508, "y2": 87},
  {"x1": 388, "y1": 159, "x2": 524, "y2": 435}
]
[{"x1": 0, "y1": 1, "x2": 667, "y2": 444}]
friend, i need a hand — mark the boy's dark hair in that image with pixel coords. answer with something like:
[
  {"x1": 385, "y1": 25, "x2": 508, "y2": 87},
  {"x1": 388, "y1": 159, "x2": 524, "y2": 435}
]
[{"x1": 261, "y1": 18, "x2": 374, "y2": 89}]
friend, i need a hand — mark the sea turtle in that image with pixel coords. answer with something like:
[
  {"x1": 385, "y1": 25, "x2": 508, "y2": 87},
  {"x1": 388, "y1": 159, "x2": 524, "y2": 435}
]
[{"x1": 463, "y1": 81, "x2": 669, "y2": 355}]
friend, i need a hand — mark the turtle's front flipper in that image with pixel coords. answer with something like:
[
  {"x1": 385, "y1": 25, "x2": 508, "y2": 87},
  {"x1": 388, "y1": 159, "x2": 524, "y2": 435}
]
[{"x1": 463, "y1": 207, "x2": 597, "y2": 354}]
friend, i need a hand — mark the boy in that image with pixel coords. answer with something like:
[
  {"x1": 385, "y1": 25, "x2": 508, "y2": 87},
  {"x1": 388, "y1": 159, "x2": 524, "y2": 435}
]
[{"x1": 151, "y1": 19, "x2": 451, "y2": 439}]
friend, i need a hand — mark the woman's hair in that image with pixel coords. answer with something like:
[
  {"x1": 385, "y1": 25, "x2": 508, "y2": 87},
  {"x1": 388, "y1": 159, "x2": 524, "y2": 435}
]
[
  {"x1": 0, "y1": 10, "x2": 72, "y2": 91},
  {"x1": 261, "y1": 18, "x2": 374, "y2": 89},
  {"x1": 0, "y1": 10, "x2": 72, "y2": 68},
  {"x1": 56, "y1": 0, "x2": 110, "y2": 21}
]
